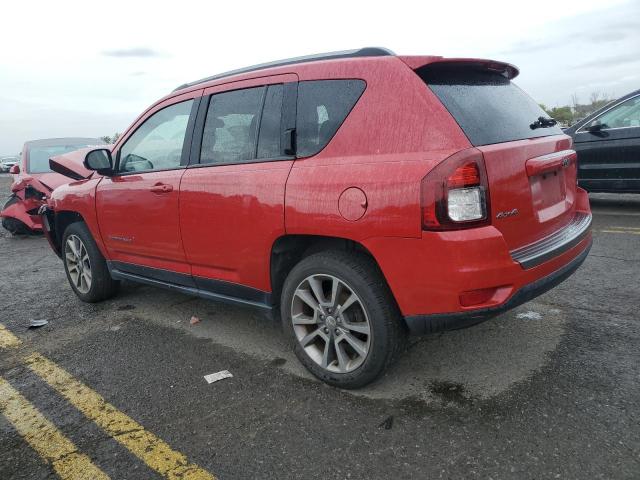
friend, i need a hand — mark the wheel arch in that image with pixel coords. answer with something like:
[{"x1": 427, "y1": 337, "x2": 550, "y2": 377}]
[
  {"x1": 55, "y1": 210, "x2": 86, "y2": 246},
  {"x1": 270, "y1": 234, "x2": 399, "y2": 314}
]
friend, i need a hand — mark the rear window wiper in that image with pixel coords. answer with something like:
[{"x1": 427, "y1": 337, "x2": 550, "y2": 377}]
[{"x1": 530, "y1": 116, "x2": 558, "y2": 130}]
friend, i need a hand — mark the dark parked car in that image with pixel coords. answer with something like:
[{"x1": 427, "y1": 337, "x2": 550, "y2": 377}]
[{"x1": 565, "y1": 89, "x2": 640, "y2": 193}]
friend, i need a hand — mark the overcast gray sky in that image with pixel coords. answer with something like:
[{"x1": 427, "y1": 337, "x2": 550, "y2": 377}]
[{"x1": 1, "y1": 0, "x2": 638, "y2": 154}]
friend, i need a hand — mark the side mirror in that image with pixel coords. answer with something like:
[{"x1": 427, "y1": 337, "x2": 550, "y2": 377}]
[
  {"x1": 84, "y1": 148, "x2": 114, "y2": 175},
  {"x1": 587, "y1": 120, "x2": 603, "y2": 132},
  {"x1": 9, "y1": 164, "x2": 19, "y2": 174}
]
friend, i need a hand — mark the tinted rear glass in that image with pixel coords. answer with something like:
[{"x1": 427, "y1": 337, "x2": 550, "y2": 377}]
[
  {"x1": 296, "y1": 79, "x2": 366, "y2": 157},
  {"x1": 418, "y1": 67, "x2": 563, "y2": 146}
]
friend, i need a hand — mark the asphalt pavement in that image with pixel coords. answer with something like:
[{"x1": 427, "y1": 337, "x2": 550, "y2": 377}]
[{"x1": 0, "y1": 173, "x2": 639, "y2": 479}]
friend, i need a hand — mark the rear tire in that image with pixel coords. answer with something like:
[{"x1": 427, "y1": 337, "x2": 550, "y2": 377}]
[
  {"x1": 62, "y1": 222, "x2": 119, "y2": 303},
  {"x1": 281, "y1": 250, "x2": 406, "y2": 389}
]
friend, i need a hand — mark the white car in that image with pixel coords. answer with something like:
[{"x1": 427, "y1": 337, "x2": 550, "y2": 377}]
[{"x1": 0, "y1": 156, "x2": 19, "y2": 172}]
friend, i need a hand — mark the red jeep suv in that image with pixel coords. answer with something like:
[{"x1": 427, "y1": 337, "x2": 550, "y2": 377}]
[{"x1": 42, "y1": 48, "x2": 592, "y2": 388}]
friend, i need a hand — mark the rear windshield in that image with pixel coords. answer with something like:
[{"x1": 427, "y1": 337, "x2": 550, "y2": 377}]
[{"x1": 417, "y1": 66, "x2": 563, "y2": 146}]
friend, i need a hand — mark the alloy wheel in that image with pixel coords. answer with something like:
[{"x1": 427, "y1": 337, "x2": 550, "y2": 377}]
[
  {"x1": 291, "y1": 274, "x2": 372, "y2": 373},
  {"x1": 64, "y1": 234, "x2": 92, "y2": 294}
]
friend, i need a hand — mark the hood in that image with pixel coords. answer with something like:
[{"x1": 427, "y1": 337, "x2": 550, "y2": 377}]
[
  {"x1": 30, "y1": 172, "x2": 71, "y2": 191},
  {"x1": 49, "y1": 147, "x2": 99, "y2": 181},
  {"x1": 11, "y1": 171, "x2": 71, "y2": 194}
]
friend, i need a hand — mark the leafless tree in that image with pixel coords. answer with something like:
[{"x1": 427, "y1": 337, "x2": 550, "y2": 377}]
[{"x1": 571, "y1": 93, "x2": 579, "y2": 113}]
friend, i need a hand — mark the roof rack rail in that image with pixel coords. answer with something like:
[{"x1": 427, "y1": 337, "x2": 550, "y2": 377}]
[{"x1": 172, "y1": 47, "x2": 395, "y2": 92}]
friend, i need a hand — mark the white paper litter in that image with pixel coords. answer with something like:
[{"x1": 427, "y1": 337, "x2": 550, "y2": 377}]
[
  {"x1": 29, "y1": 319, "x2": 49, "y2": 328},
  {"x1": 516, "y1": 311, "x2": 542, "y2": 320},
  {"x1": 204, "y1": 370, "x2": 233, "y2": 384}
]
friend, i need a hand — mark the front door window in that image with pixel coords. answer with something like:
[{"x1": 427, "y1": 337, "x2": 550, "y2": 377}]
[{"x1": 118, "y1": 100, "x2": 193, "y2": 172}]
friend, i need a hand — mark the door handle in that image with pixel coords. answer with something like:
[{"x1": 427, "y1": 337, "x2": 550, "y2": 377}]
[{"x1": 149, "y1": 183, "x2": 173, "y2": 193}]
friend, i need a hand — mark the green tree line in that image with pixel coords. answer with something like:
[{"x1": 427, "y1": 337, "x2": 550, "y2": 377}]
[
  {"x1": 100, "y1": 132, "x2": 121, "y2": 144},
  {"x1": 539, "y1": 91, "x2": 612, "y2": 127}
]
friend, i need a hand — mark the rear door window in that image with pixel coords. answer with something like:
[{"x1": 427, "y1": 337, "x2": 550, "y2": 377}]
[
  {"x1": 417, "y1": 66, "x2": 563, "y2": 146},
  {"x1": 296, "y1": 79, "x2": 366, "y2": 157},
  {"x1": 200, "y1": 84, "x2": 285, "y2": 164},
  {"x1": 201, "y1": 87, "x2": 265, "y2": 165}
]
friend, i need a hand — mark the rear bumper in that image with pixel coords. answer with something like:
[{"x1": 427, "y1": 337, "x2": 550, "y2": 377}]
[
  {"x1": 404, "y1": 239, "x2": 591, "y2": 334},
  {"x1": 510, "y1": 212, "x2": 591, "y2": 268}
]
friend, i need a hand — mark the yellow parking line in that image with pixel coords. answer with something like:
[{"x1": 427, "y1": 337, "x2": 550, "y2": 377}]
[
  {"x1": 601, "y1": 230, "x2": 640, "y2": 235},
  {"x1": 26, "y1": 353, "x2": 216, "y2": 480},
  {"x1": 0, "y1": 377, "x2": 110, "y2": 480},
  {"x1": 603, "y1": 226, "x2": 640, "y2": 231},
  {"x1": 0, "y1": 323, "x2": 21, "y2": 348}
]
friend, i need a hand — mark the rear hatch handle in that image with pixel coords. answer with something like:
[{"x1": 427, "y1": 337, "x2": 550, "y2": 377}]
[{"x1": 525, "y1": 150, "x2": 576, "y2": 177}]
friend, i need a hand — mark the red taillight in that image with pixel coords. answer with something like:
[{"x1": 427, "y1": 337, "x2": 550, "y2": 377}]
[
  {"x1": 447, "y1": 162, "x2": 481, "y2": 189},
  {"x1": 421, "y1": 148, "x2": 491, "y2": 231}
]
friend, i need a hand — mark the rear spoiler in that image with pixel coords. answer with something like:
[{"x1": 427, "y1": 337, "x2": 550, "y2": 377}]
[
  {"x1": 49, "y1": 146, "x2": 109, "y2": 181},
  {"x1": 399, "y1": 56, "x2": 519, "y2": 79}
]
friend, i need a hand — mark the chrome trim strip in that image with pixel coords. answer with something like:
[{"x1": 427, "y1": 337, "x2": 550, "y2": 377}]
[{"x1": 510, "y1": 212, "x2": 592, "y2": 269}]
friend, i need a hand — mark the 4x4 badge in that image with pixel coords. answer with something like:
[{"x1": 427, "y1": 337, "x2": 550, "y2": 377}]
[
  {"x1": 562, "y1": 157, "x2": 571, "y2": 168},
  {"x1": 496, "y1": 208, "x2": 519, "y2": 219}
]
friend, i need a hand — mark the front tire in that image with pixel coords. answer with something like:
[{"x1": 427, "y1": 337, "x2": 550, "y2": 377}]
[
  {"x1": 281, "y1": 250, "x2": 405, "y2": 389},
  {"x1": 62, "y1": 222, "x2": 119, "y2": 303}
]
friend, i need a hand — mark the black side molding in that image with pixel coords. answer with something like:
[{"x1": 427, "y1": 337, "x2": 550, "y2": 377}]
[{"x1": 107, "y1": 261, "x2": 273, "y2": 312}]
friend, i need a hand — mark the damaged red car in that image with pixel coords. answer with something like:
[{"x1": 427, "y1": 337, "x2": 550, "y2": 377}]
[{"x1": 1, "y1": 138, "x2": 104, "y2": 234}]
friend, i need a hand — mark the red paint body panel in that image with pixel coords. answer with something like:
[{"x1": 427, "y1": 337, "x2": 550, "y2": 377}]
[
  {"x1": 285, "y1": 57, "x2": 470, "y2": 241},
  {"x1": 49, "y1": 178, "x2": 108, "y2": 256},
  {"x1": 96, "y1": 170, "x2": 189, "y2": 272},
  {"x1": 479, "y1": 136, "x2": 577, "y2": 249},
  {"x1": 180, "y1": 161, "x2": 293, "y2": 290},
  {"x1": 364, "y1": 188, "x2": 591, "y2": 315},
  {"x1": 178, "y1": 74, "x2": 298, "y2": 289}
]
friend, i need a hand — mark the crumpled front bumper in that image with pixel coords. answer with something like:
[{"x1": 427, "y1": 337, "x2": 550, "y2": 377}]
[{"x1": 0, "y1": 194, "x2": 44, "y2": 231}]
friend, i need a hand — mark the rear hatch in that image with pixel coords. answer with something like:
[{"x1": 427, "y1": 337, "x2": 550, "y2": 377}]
[{"x1": 415, "y1": 62, "x2": 576, "y2": 250}]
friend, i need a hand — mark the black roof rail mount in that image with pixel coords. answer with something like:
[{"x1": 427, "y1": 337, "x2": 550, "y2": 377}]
[{"x1": 173, "y1": 47, "x2": 395, "y2": 92}]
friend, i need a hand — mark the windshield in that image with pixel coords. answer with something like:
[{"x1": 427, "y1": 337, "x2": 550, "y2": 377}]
[
  {"x1": 417, "y1": 66, "x2": 563, "y2": 146},
  {"x1": 27, "y1": 144, "x2": 91, "y2": 173}
]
